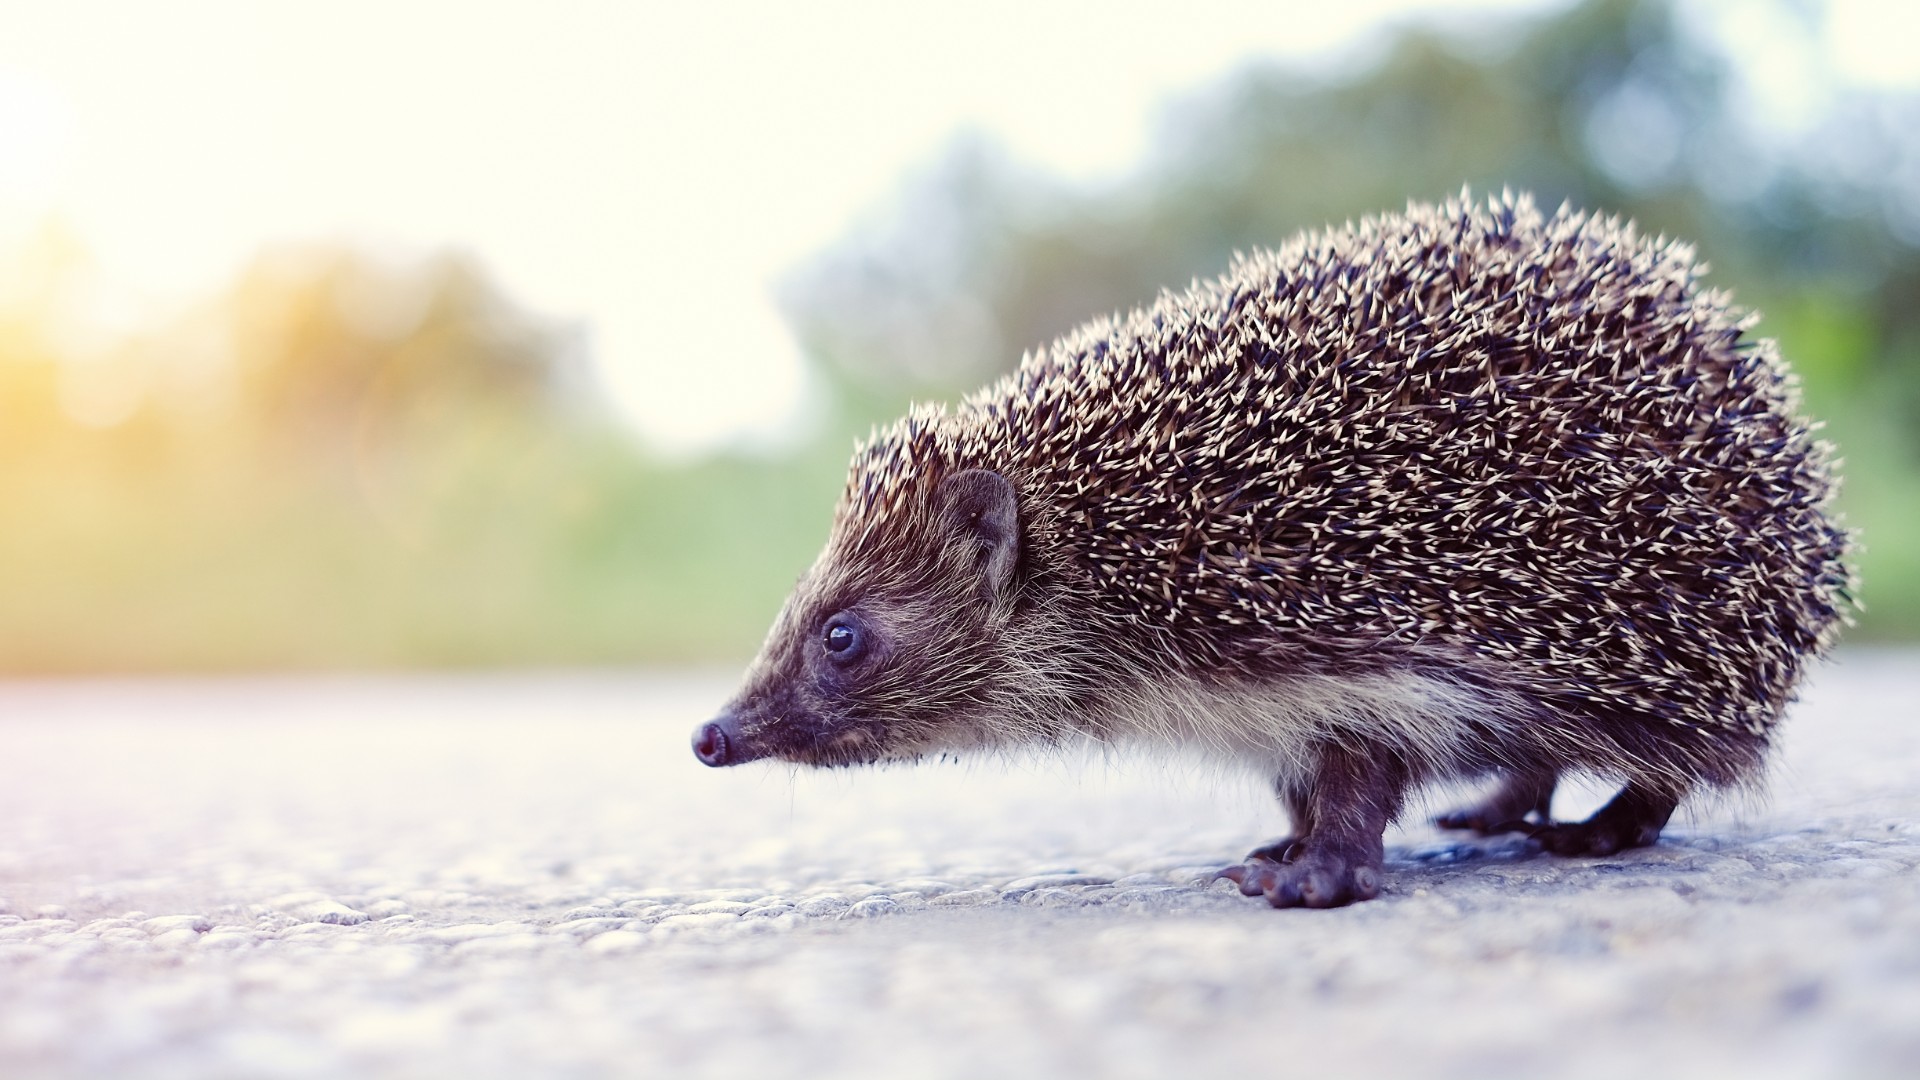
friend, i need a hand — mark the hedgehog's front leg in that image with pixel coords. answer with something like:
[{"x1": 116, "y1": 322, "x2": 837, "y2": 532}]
[{"x1": 1217, "y1": 743, "x2": 1407, "y2": 909}]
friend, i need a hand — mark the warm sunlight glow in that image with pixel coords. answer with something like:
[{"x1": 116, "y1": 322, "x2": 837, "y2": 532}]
[
  {"x1": 1827, "y1": 0, "x2": 1920, "y2": 88},
  {"x1": 0, "y1": 70, "x2": 66, "y2": 211},
  {"x1": 0, "y1": 0, "x2": 1572, "y2": 453}
]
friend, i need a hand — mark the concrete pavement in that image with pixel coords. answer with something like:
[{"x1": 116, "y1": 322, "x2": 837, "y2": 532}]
[{"x1": 0, "y1": 655, "x2": 1914, "y2": 1078}]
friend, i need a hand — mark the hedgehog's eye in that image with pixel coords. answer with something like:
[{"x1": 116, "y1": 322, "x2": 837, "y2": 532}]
[{"x1": 823, "y1": 616, "x2": 862, "y2": 662}]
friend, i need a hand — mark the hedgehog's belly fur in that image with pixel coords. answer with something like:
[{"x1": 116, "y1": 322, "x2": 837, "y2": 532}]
[{"x1": 1095, "y1": 669, "x2": 1564, "y2": 784}]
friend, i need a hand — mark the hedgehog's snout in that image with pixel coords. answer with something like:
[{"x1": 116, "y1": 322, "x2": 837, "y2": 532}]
[{"x1": 692, "y1": 710, "x2": 764, "y2": 768}]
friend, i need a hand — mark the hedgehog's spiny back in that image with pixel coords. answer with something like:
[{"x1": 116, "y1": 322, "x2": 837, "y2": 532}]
[{"x1": 838, "y1": 192, "x2": 1852, "y2": 742}]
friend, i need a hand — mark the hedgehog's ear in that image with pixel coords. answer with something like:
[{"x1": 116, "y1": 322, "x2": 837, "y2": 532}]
[{"x1": 937, "y1": 468, "x2": 1020, "y2": 606}]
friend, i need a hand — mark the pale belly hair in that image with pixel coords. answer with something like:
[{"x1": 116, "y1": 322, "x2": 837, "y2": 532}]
[{"x1": 1096, "y1": 668, "x2": 1548, "y2": 788}]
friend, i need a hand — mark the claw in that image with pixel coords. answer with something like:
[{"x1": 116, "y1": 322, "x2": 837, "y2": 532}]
[
  {"x1": 1242, "y1": 862, "x2": 1278, "y2": 897},
  {"x1": 1217, "y1": 856, "x2": 1286, "y2": 897},
  {"x1": 1266, "y1": 878, "x2": 1304, "y2": 908}
]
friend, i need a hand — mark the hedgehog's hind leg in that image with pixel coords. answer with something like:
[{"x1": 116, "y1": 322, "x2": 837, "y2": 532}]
[
  {"x1": 1531, "y1": 780, "x2": 1679, "y2": 857},
  {"x1": 1434, "y1": 768, "x2": 1557, "y2": 835},
  {"x1": 1216, "y1": 743, "x2": 1407, "y2": 909}
]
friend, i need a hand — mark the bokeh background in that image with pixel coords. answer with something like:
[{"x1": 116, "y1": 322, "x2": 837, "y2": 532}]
[{"x1": 1, "y1": 0, "x2": 1914, "y2": 674}]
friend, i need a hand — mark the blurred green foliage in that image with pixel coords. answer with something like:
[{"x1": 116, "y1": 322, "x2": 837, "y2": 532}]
[
  {"x1": 0, "y1": 0, "x2": 1915, "y2": 672},
  {"x1": 0, "y1": 412, "x2": 848, "y2": 671}
]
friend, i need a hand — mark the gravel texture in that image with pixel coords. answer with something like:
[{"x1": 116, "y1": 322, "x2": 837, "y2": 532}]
[{"x1": 0, "y1": 654, "x2": 1915, "y2": 1079}]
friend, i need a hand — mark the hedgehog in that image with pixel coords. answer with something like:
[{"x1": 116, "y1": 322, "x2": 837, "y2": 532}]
[{"x1": 693, "y1": 191, "x2": 1853, "y2": 909}]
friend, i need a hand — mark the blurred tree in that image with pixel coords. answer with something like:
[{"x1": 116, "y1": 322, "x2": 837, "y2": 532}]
[
  {"x1": 0, "y1": 232, "x2": 849, "y2": 672},
  {"x1": 0, "y1": 219, "x2": 100, "y2": 455},
  {"x1": 784, "y1": 0, "x2": 1919, "y2": 426},
  {"x1": 224, "y1": 246, "x2": 580, "y2": 457}
]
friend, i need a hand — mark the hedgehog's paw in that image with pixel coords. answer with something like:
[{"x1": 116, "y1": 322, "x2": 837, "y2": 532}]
[
  {"x1": 1530, "y1": 781, "x2": 1677, "y2": 857},
  {"x1": 1435, "y1": 771, "x2": 1556, "y2": 836},
  {"x1": 1215, "y1": 846, "x2": 1381, "y2": 909},
  {"x1": 1531, "y1": 816, "x2": 1663, "y2": 857},
  {"x1": 1213, "y1": 836, "x2": 1296, "y2": 895}
]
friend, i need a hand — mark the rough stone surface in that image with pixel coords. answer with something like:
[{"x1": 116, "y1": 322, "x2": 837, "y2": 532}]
[{"x1": 0, "y1": 657, "x2": 1914, "y2": 1079}]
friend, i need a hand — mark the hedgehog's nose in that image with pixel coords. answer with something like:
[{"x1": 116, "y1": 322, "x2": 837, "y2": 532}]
[{"x1": 692, "y1": 713, "x2": 741, "y2": 767}]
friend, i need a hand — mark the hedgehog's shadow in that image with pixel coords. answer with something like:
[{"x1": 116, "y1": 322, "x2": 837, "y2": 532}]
[
  {"x1": 1380, "y1": 827, "x2": 1752, "y2": 898},
  {"x1": 1398, "y1": 834, "x2": 1539, "y2": 865}
]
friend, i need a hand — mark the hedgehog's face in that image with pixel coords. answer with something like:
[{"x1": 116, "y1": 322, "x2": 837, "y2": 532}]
[{"x1": 694, "y1": 469, "x2": 1021, "y2": 769}]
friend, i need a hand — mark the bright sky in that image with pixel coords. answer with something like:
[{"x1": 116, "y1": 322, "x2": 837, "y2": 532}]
[{"x1": 0, "y1": 0, "x2": 1912, "y2": 453}]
